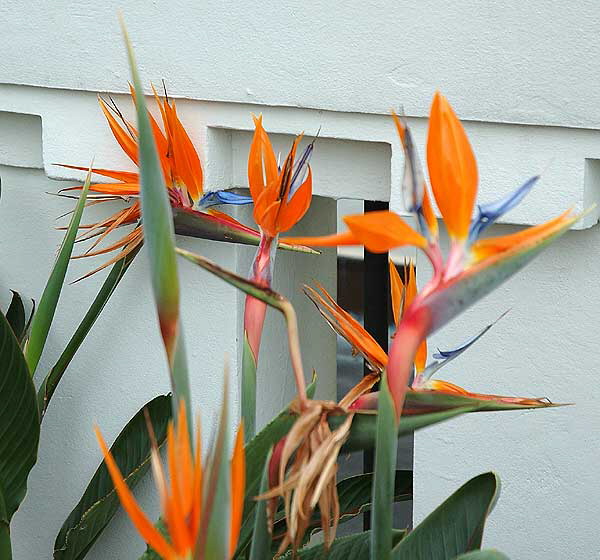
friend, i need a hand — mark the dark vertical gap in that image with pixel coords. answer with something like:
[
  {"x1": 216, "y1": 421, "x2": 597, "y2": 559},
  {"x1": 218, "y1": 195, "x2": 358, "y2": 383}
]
[{"x1": 362, "y1": 199, "x2": 389, "y2": 530}]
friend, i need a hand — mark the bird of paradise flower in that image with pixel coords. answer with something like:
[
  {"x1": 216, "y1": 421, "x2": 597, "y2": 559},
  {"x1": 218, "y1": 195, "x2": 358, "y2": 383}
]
[
  {"x1": 241, "y1": 115, "x2": 314, "y2": 439},
  {"x1": 59, "y1": 85, "x2": 309, "y2": 281},
  {"x1": 95, "y1": 399, "x2": 245, "y2": 560},
  {"x1": 286, "y1": 91, "x2": 583, "y2": 418},
  {"x1": 268, "y1": 92, "x2": 584, "y2": 551}
]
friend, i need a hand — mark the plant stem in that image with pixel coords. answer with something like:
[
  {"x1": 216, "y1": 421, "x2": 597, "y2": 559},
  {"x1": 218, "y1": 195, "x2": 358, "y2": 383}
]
[{"x1": 242, "y1": 235, "x2": 275, "y2": 440}]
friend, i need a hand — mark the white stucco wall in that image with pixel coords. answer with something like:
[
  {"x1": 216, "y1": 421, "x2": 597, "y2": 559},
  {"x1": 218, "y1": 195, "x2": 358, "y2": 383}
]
[{"x1": 1, "y1": 2, "x2": 599, "y2": 558}]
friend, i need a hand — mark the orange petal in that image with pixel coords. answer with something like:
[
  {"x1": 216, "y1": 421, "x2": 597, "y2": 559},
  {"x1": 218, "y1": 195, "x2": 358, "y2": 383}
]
[
  {"x1": 58, "y1": 164, "x2": 139, "y2": 184},
  {"x1": 175, "y1": 400, "x2": 194, "y2": 518},
  {"x1": 164, "y1": 101, "x2": 204, "y2": 200},
  {"x1": 305, "y1": 284, "x2": 388, "y2": 372},
  {"x1": 72, "y1": 231, "x2": 142, "y2": 283},
  {"x1": 277, "y1": 167, "x2": 313, "y2": 233},
  {"x1": 470, "y1": 209, "x2": 575, "y2": 263},
  {"x1": 282, "y1": 229, "x2": 360, "y2": 248},
  {"x1": 421, "y1": 188, "x2": 439, "y2": 237},
  {"x1": 248, "y1": 115, "x2": 278, "y2": 202},
  {"x1": 426, "y1": 92, "x2": 477, "y2": 241},
  {"x1": 99, "y1": 97, "x2": 139, "y2": 165},
  {"x1": 94, "y1": 427, "x2": 175, "y2": 559},
  {"x1": 229, "y1": 424, "x2": 245, "y2": 556},
  {"x1": 166, "y1": 422, "x2": 190, "y2": 552},
  {"x1": 389, "y1": 260, "x2": 403, "y2": 329},
  {"x1": 426, "y1": 380, "x2": 551, "y2": 406},
  {"x1": 404, "y1": 263, "x2": 427, "y2": 371},
  {"x1": 190, "y1": 416, "x2": 203, "y2": 537},
  {"x1": 344, "y1": 211, "x2": 427, "y2": 252}
]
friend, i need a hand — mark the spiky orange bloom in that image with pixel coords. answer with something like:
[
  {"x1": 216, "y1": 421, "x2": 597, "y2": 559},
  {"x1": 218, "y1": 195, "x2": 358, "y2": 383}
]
[
  {"x1": 248, "y1": 115, "x2": 313, "y2": 238},
  {"x1": 304, "y1": 283, "x2": 388, "y2": 373},
  {"x1": 61, "y1": 89, "x2": 251, "y2": 279},
  {"x1": 306, "y1": 262, "x2": 551, "y2": 412},
  {"x1": 285, "y1": 91, "x2": 579, "y2": 291},
  {"x1": 95, "y1": 401, "x2": 245, "y2": 560}
]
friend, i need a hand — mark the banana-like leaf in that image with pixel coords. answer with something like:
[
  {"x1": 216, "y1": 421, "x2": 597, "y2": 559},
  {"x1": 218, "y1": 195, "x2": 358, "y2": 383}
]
[
  {"x1": 0, "y1": 311, "x2": 39, "y2": 521},
  {"x1": 121, "y1": 23, "x2": 190, "y2": 418},
  {"x1": 337, "y1": 470, "x2": 411, "y2": 520},
  {"x1": 53, "y1": 395, "x2": 171, "y2": 560},
  {"x1": 391, "y1": 472, "x2": 500, "y2": 559},
  {"x1": 234, "y1": 379, "x2": 317, "y2": 558},
  {"x1": 0, "y1": 490, "x2": 10, "y2": 559},
  {"x1": 25, "y1": 169, "x2": 91, "y2": 375},
  {"x1": 371, "y1": 375, "x2": 397, "y2": 560},
  {"x1": 335, "y1": 406, "x2": 478, "y2": 453},
  {"x1": 281, "y1": 529, "x2": 407, "y2": 559},
  {"x1": 249, "y1": 448, "x2": 272, "y2": 560},
  {"x1": 454, "y1": 551, "x2": 510, "y2": 560},
  {"x1": 172, "y1": 206, "x2": 317, "y2": 254},
  {"x1": 6, "y1": 291, "x2": 26, "y2": 344},
  {"x1": 38, "y1": 248, "x2": 138, "y2": 419}
]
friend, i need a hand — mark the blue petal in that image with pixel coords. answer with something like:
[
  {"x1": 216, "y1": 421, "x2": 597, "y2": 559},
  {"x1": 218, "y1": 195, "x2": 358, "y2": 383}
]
[
  {"x1": 401, "y1": 124, "x2": 425, "y2": 215},
  {"x1": 198, "y1": 190, "x2": 254, "y2": 209},
  {"x1": 469, "y1": 175, "x2": 539, "y2": 243},
  {"x1": 421, "y1": 310, "x2": 509, "y2": 381},
  {"x1": 288, "y1": 141, "x2": 314, "y2": 201}
]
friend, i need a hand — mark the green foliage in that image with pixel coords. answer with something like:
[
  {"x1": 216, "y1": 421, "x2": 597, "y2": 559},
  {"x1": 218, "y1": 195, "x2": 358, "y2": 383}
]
[
  {"x1": 249, "y1": 448, "x2": 272, "y2": 560},
  {"x1": 38, "y1": 249, "x2": 138, "y2": 418},
  {"x1": 454, "y1": 552, "x2": 510, "y2": 560},
  {"x1": 121, "y1": 21, "x2": 190, "y2": 420},
  {"x1": 53, "y1": 395, "x2": 172, "y2": 560},
  {"x1": 242, "y1": 333, "x2": 257, "y2": 441},
  {"x1": 391, "y1": 472, "x2": 500, "y2": 559},
  {"x1": 371, "y1": 374, "x2": 398, "y2": 560},
  {"x1": 283, "y1": 529, "x2": 407, "y2": 559},
  {"x1": 6, "y1": 290, "x2": 32, "y2": 345},
  {"x1": 0, "y1": 309, "x2": 40, "y2": 544},
  {"x1": 25, "y1": 168, "x2": 90, "y2": 375}
]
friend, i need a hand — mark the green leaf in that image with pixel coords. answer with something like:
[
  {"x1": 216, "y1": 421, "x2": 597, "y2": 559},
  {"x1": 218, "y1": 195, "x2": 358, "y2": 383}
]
[
  {"x1": 6, "y1": 291, "x2": 25, "y2": 344},
  {"x1": 249, "y1": 448, "x2": 272, "y2": 560},
  {"x1": 121, "y1": 22, "x2": 190, "y2": 419},
  {"x1": 25, "y1": 169, "x2": 91, "y2": 375},
  {"x1": 38, "y1": 248, "x2": 138, "y2": 419},
  {"x1": 334, "y1": 470, "x2": 412, "y2": 524},
  {"x1": 241, "y1": 333, "x2": 257, "y2": 442},
  {"x1": 53, "y1": 395, "x2": 172, "y2": 560},
  {"x1": 453, "y1": 551, "x2": 510, "y2": 560},
  {"x1": 335, "y1": 383, "x2": 560, "y2": 454},
  {"x1": 172, "y1": 206, "x2": 318, "y2": 254},
  {"x1": 371, "y1": 374, "x2": 397, "y2": 560},
  {"x1": 403, "y1": 389, "x2": 563, "y2": 413},
  {"x1": 0, "y1": 310, "x2": 40, "y2": 519},
  {"x1": 336, "y1": 406, "x2": 478, "y2": 453},
  {"x1": 391, "y1": 472, "x2": 500, "y2": 559},
  {"x1": 234, "y1": 378, "x2": 317, "y2": 557},
  {"x1": 196, "y1": 374, "x2": 230, "y2": 560},
  {"x1": 0, "y1": 486, "x2": 12, "y2": 559},
  {"x1": 282, "y1": 529, "x2": 406, "y2": 559}
]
